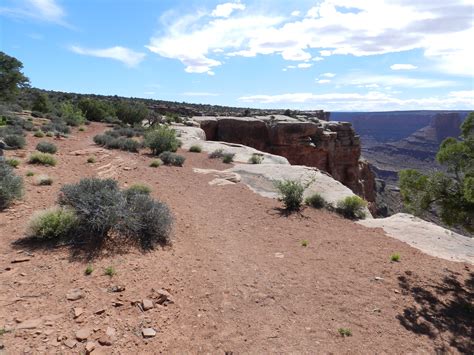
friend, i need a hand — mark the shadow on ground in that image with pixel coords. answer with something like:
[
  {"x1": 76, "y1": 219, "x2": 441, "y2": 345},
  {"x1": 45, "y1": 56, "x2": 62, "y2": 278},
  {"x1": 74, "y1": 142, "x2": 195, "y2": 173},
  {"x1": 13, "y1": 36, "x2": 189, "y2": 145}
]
[{"x1": 397, "y1": 270, "x2": 474, "y2": 353}]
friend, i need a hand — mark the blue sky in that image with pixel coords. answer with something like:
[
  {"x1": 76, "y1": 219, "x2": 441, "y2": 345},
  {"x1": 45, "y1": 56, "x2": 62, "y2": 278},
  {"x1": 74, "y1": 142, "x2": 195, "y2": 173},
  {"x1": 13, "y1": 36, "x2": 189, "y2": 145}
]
[{"x1": 1, "y1": 0, "x2": 473, "y2": 111}]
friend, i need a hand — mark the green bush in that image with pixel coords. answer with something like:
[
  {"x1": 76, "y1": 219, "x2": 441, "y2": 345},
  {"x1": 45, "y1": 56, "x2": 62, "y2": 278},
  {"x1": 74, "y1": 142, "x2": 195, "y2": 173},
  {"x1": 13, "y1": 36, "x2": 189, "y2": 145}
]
[
  {"x1": 28, "y1": 152, "x2": 57, "y2": 166},
  {"x1": 42, "y1": 119, "x2": 70, "y2": 135},
  {"x1": 125, "y1": 183, "x2": 152, "y2": 196},
  {"x1": 60, "y1": 102, "x2": 85, "y2": 126},
  {"x1": 33, "y1": 130, "x2": 45, "y2": 138},
  {"x1": 159, "y1": 151, "x2": 185, "y2": 166},
  {"x1": 27, "y1": 207, "x2": 78, "y2": 239},
  {"x1": 116, "y1": 101, "x2": 149, "y2": 125},
  {"x1": 26, "y1": 171, "x2": 35, "y2": 177},
  {"x1": 222, "y1": 152, "x2": 235, "y2": 164},
  {"x1": 144, "y1": 126, "x2": 180, "y2": 155},
  {"x1": 336, "y1": 196, "x2": 367, "y2": 219},
  {"x1": 45, "y1": 132, "x2": 54, "y2": 137},
  {"x1": 390, "y1": 253, "x2": 401, "y2": 262},
  {"x1": 305, "y1": 193, "x2": 326, "y2": 209},
  {"x1": 6, "y1": 158, "x2": 20, "y2": 168},
  {"x1": 36, "y1": 141, "x2": 57, "y2": 154},
  {"x1": 338, "y1": 328, "x2": 352, "y2": 337},
  {"x1": 78, "y1": 98, "x2": 115, "y2": 122},
  {"x1": 249, "y1": 153, "x2": 263, "y2": 164},
  {"x1": 87, "y1": 157, "x2": 96, "y2": 163},
  {"x1": 189, "y1": 145, "x2": 202, "y2": 153},
  {"x1": 274, "y1": 179, "x2": 305, "y2": 211},
  {"x1": 35, "y1": 174, "x2": 53, "y2": 186},
  {"x1": 0, "y1": 162, "x2": 23, "y2": 210},
  {"x1": 149, "y1": 159, "x2": 162, "y2": 168},
  {"x1": 31, "y1": 111, "x2": 44, "y2": 118},
  {"x1": 93, "y1": 134, "x2": 141, "y2": 152},
  {"x1": 4, "y1": 134, "x2": 25, "y2": 149}
]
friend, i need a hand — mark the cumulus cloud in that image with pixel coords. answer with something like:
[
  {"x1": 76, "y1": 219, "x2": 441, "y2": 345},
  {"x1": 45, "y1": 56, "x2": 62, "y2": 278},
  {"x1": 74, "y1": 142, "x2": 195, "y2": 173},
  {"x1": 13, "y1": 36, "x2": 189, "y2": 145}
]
[
  {"x1": 317, "y1": 79, "x2": 331, "y2": 84},
  {"x1": 343, "y1": 74, "x2": 455, "y2": 88},
  {"x1": 146, "y1": 0, "x2": 474, "y2": 76},
  {"x1": 0, "y1": 0, "x2": 67, "y2": 25},
  {"x1": 238, "y1": 90, "x2": 474, "y2": 111},
  {"x1": 390, "y1": 64, "x2": 418, "y2": 70},
  {"x1": 70, "y1": 45, "x2": 146, "y2": 67},
  {"x1": 297, "y1": 63, "x2": 313, "y2": 69},
  {"x1": 321, "y1": 72, "x2": 336, "y2": 78},
  {"x1": 211, "y1": 2, "x2": 246, "y2": 18}
]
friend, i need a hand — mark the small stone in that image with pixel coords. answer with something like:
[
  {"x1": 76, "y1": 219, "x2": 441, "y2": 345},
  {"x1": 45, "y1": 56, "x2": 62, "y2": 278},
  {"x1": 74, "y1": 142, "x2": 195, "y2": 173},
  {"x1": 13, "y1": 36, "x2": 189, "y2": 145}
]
[
  {"x1": 142, "y1": 328, "x2": 156, "y2": 338},
  {"x1": 63, "y1": 339, "x2": 77, "y2": 349},
  {"x1": 11, "y1": 257, "x2": 30, "y2": 263},
  {"x1": 75, "y1": 327, "x2": 91, "y2": 341},
  {"x1": 108, "y1": 285, "x2": 125, "y2": 293},
  {"x1": 374, "y1": 277, "x2": 384, "y2": 281},
  {"x1": 98, "y1": 336, "x2": 112, "y2": 346},
  {"x1": 155, "y1": 289, "x2": 174, "y2": 305},
  {"x1": 105, "y1": 327, "x2": 115, "y2": 338},
  {"x1": 94, "y1": 308, "x2": 106, "y2": 315},
  {"x1": 112, "y1": 300, "x2": 124, "y2": 307},
  {"x1": 17, "y1": 318, "x2": 42, "y2": 329},
  {"x1": 0, "y1": 342, "x2": 4, "y2": 350},
  {"x1": 274, "y1": 252, "x2": 284, "y2": 258},
  {"x1": 73, "y1": 307, "x2": 84, "y2": 318},
  {"x1": 66, "y1": 289, "x2": 84, "y2": 301},
  {"x1": 394, "y1": 289, "x2": 400, "y2": 294},
  {"x1": 85, "y1": 341, "x2": 96, "y2": 353},
  {"x1": 142, "y1": 299, "x2": 154, "y2": 311}
]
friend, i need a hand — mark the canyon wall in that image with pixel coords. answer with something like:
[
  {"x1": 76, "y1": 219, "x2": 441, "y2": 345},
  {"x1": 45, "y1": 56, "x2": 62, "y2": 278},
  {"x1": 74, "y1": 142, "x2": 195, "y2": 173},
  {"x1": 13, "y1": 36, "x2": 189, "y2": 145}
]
[{"x1": 194, "y1": 116, "x2": 376, "y2": 203}]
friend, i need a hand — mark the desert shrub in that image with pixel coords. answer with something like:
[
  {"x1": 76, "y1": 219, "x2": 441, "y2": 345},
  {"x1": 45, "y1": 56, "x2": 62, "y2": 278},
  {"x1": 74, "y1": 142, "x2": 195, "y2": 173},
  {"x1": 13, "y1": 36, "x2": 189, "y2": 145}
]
[
  {"x1": 305, "y1": 193, "x2": 326, "y2": 209},
  {"x1": 338, "y1": 328, "x2": 352, "y2": 337},
  {"x1": 35, "y1": 174, "x2": 53, "y2": 186},
  {"x1": 93, "y1": 134, "x2": 113, "y2": 146},
  {"x1": 58, "y1": 177, "x2": 172, "y2": 248},
  {"x1": 31, "y1": 111, "x2": 44, "y2": 118},
  {"x1": 78, "y1": 126, "x2": 85, "y2": 132},
  {"x1": 36, "y1": 141, "x2": 57, "y2": 154},
  {"x1": 78, "y1": 98, "x2": 115, "y2": 122},
  {"x1": 21, "y1": 120, "x2": 34, "y2": 131},
  {"x1": 209, "y1": 149, "x2": 224, "y2": 159},
  {"x1": 26, "y1": 171, "x2": 35, "y2": 177},
  {"x1": 274, "y1": 179, "x2": 305, "y2": 211},
  {"x1": 6, "y1": 158, "x2": 20, "y2": 168},
  {"x1": 4, "y1": 134, "x2": 25, "y2": 149},
  {"x1": 390, "y1": 253, "x2": 401, "y2": 262},
  {"x1": 222, "y1": 152, "x2": 235, "y2": 164},
  {"x1": 45, "y1": 132, "x2": 53, "y2": 137},
  {"x1": 159, "y1": 151, "x2": 185, "y2": 166},
  {"x1": 116, "y1": 101, "x2": 149, "y2": 125},
  {"x1": 336, "y1": 196, "x2": 367, "y2": 220},
  {"x1": 33, "y1": 130, "x2": 45, "y2": 138},
  {"x1": 189, "y1": 145, "x2": 202, "y2": 153},
  {"x1": 119, "y1": 192, "x2": 172, "y2": 248},
  {"x1": 27, "y1": 206, "x2": 78, "y2": 239},
  {"x1": 125, "y1": 184, "x2": 152, "y2": 197},
  {"x1": 0, "y1": 124, "x2": 24, "y2": 137},
  {"x1": 149, "y1": 159, "x2": 162, "y2": 168},
  {"x1": 104, "y1": 266, "x2": 116, "y2": 276},
  {"x1": 60, "y1": 102, "x2": 85, "y2": 126},
  {"x1": 93, "y1": 134, "x2": 140, "y2": 152},
  {"x1": 85, "y1": 265, "x2": 93, "y2": 275},
  {"x1": 87, "y1": 157, "x2": 96, "y2": 163},
  {"x1": 118, "y1": 137, "x2": 141, "y2": 152},
  {"x1": 104, "y1": 130, "x2": 121, "y2": 138},
  {"x1": 0, "y1": 162, "x2": 23, "y2": 210},
  {"x1": 42, "y1": 119, "x2": 70, "y2": 134},
  {"x1": 28, "y1": 152, "x2": 57, "y2": 166},
  {"x1": 144, "y1": 126, "x2": 180, "y2": 155},
  {"x1": 249, "y1": 153, "x2": 264, "y2": 164}
]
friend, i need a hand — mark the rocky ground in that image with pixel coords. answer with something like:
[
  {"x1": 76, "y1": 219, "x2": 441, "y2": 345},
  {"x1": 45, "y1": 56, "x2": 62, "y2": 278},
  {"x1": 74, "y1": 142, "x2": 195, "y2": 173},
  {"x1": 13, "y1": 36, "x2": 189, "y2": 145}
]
[{"x1": 0, "y1": 123, "x2": 472, "y2": 354}]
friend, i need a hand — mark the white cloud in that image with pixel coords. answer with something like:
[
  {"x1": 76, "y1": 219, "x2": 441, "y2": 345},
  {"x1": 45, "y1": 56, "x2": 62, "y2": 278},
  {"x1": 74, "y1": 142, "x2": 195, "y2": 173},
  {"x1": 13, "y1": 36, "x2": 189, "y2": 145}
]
[
  {"x1": 390, "y1": 63, "x2": 418, "y2": 70},
  {"x1": 146, "y1": 0, "x2": 474, "y2": 77},
  {"x1": 317, "y1": 79, "x2": 331, "y2": 84},
  {"x1": 211, "y1": 2, "x2": 245, "y2": 18},
  {"x1": 0, "y1": 0, "x2": 67, "y2": 25},
  {"x1": 291, "y1": 10, "x2": 301, "y2": 17},
  {"x1": 298, "y1": 63, "x2": 313, "y2": 69},
  {"x1": 321, "y1": 72, "x2": 336, "y2": 78},
  {"x1": 312, "y1": 57, "x2": 324, "y2": 62},
  {"x1": 344, "y1": 74, "x2": 455, "y2": 88},
  {"x1": 238, "y1": 90, "x2": 474, "y2": 111},
  {"x1": 70, "y1": 45, "x2": 146, "y2": 67}
]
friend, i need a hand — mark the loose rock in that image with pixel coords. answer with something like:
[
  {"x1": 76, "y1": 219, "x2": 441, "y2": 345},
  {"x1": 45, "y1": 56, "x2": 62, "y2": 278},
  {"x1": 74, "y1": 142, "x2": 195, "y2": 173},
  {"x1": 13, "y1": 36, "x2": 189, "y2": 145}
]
[
  {"x1": 142, "y1": 328, "x2": 156, "y2": 338},
  {"x1": 75, "y1": 327, "x2": 91, "y2": 341},
  {"x1": 66, "y1": 289, "x2": 84, "y2": 301},
  {"x1": 142, "y1": 299, "x2": 154, "y2": 311}
]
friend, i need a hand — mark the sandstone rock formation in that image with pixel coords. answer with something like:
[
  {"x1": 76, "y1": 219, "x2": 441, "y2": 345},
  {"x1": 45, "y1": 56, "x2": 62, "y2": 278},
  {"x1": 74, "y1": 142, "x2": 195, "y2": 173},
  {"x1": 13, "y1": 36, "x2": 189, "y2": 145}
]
[{"x1": 192, "y1": 116, "x2": 376, "y2": 203}]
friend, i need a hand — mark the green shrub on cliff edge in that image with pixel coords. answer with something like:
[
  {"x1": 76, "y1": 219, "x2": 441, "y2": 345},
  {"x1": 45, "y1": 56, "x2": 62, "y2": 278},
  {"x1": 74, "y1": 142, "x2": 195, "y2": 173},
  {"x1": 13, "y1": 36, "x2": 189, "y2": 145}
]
[
  {"x1": 274, "y1": 179, "x2": 305, "y2": 211},
  {"x1": 336, "y1": 196, "x2": 367, "y2": 220}
]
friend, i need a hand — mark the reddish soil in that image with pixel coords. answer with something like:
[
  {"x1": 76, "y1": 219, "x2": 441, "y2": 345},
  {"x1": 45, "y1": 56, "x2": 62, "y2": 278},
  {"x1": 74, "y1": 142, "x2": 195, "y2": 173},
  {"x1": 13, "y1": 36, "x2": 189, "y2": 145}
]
[{"x1": 0, "y1": 123, "x2": 472, "y2": 354}]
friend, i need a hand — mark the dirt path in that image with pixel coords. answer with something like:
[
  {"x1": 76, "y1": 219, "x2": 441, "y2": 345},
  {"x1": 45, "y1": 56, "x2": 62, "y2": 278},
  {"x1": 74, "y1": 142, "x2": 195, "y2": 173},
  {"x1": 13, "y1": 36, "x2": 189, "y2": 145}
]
[{"x1": 0, "y1": 123, "x2": 472, "y2": 354}]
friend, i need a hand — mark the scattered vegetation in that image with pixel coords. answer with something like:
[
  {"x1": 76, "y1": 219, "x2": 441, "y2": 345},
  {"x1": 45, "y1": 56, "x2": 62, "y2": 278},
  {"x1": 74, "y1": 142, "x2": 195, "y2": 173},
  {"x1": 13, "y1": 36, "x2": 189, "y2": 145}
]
[
  {"x1": 149, "y1": 159, "x2": 162, "y2": 168},
  {"x1": 144, "y1": 125, "x2": 180, "y2": 155},
  {"x1": 301, "y1": 240, "x2": 308, "y2": 247},
  {"x1": 60, "y1": 102, "x2": 85, "y2": 126},
  {"x1": 27, "y1": 206, "x2": 78, "y2": 239},
  {"x1": 222, "y1": 152, "x2": 235, "y2": 164},
  {"x1": 249, "y1": 153, "x2": 264, "y2": 164},
  {"x1": 35, "y1": 174, "x2": 53, "y2": 186},
  {"x1": 305, "y1": 193, "x2": 326, "y2": 209},
  {"x1": 93, "y1": 134, "x2": 141, "y2": 152},
  {"x1": 104, "y1": 266, "x2": 116, "y2": 277},
  {"x1": 6, "y1": 158, "x2": 20, "y2": 168},
  {"x1": 399, "y1": 113, "x2": 474, "y2": 232},
  {"x1": 85, "y1": 265, "x2": 93, "y2": 275},
  {"x1": 209, "y1": 149, "x2": 224, "y2": 159},
  {"x1": 125, "y1": 183, "x2": 152, "y2": 196},
  {"x1": 159, "y1": 151, "x2": 185, "y2": 166},
  {"x1": 33, "y1": 130, "x2": 45, "y2": 138},
  {"x1": 36, "y1": 141, "x2": 57, "y2": 154},
  {"x1": 87, "y1": 157, "x2": 96, "y2": 164},
  {"x1": 390, "y1": 253, "x2": 401, "y2": 262},
  {"x1": 26, "y1": 171, "x2": 35, "y2": 177},
  {"x1": 28, "y1": 152, "x2": 57, "y2": 166},
  {"x1": 336, "y1": 196, "x2": 367, "y2": 220},
  {"x1": 338, "y1": 328, "x2": 352, "y2": 337},
  {"x1": 115, "y1": 101, "x2": 149, "y2": 125},
  {"x1": 0, "y1": 162, "x2": 23, "y2": 210},
  {"x1": 189, "y1": 144, "x2": 202, "y2": 153},
  {"x1": 274, "y1": 179, "x2": 305, "y2": 211}
]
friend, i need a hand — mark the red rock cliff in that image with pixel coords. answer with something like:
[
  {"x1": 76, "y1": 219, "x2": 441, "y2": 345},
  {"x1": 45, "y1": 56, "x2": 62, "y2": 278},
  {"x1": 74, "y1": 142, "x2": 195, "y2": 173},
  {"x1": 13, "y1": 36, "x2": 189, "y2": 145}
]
[{"x1": 195, "y1": 116, "x2": 376, "y2": 203}]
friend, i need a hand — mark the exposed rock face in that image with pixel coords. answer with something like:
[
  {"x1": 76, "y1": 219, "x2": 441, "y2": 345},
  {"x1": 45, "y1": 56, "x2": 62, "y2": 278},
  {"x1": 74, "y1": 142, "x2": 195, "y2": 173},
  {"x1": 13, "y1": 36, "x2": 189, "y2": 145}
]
[{"x1": 193, "y1": 116, "x2": 376, "y2": 203}]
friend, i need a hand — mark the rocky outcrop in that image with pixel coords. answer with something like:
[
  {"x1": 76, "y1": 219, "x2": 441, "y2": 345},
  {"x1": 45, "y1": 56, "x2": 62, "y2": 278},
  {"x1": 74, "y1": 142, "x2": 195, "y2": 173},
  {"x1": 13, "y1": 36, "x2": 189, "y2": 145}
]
[{"x1": 193, "y1": 116, "x2": 376, "y2": 203}]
